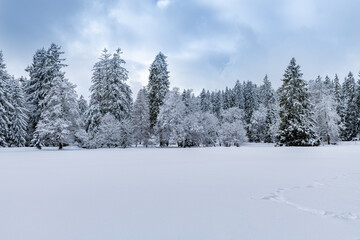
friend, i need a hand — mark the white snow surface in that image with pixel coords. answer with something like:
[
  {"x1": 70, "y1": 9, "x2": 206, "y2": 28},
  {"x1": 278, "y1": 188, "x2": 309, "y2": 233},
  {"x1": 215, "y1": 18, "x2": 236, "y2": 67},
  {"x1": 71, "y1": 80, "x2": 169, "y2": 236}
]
[{"x1": 1, "y1": 143, "x2": 360, "y2": 240}]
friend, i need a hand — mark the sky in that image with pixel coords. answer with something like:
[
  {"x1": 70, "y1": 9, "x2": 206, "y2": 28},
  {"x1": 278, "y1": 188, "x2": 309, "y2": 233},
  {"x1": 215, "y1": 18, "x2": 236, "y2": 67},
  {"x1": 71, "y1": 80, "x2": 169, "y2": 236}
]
[{"x1": 1, "y1": 0, "x2": 360, "y2": 98}]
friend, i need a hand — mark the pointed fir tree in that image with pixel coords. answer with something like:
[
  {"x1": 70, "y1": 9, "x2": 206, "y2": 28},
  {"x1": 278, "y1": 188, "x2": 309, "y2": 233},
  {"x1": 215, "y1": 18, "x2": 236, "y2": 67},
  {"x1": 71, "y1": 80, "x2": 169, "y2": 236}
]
[
  {"x1": 87, "y1": 49, "x2": 111, "y2": 134},
  {"x1": 104, "y1": 48, "x2": 132, "y2": 120},
  {"x1": 24, "y1": 44, "x2": 67, "y2": 144},
  {"x1": 0, "y1": 51, "x2": 13, "y2": 146},
  {"x1": 223, "y1": 87, "x2": 234, "y2": 110},
  {"x1": 200, "y1": 88, "x2": 212, "y2": 112},
  {"x1": 260, "y1": 75, "x2": 278, "y2": 143},
  {"x1": 148, "y1": 52, "x2": 170, "y2": 130},
  {"x1": 276, "y1": 58, "x2": 319, "y2": 146},
  {"x1": 233, "y1": 80, "x2": 245, "y2": 110},
  {"x1": 132, "y1": 88, "x2": 151, "y2": 147},
  {"x1": 341, "y1": 72, "x2": 359, "y2": 140},
  {"x1": 356, "y1": 73, "x2": 360, "y2": 136},
  {"x1": 211, "y1": 90, "x2": 223, "y2": 118},
  {"x1": 7, "y1": 77, "x2": 28, "y2": 147},
  {"x1": 87, "y1": 48, "x2": 133, "y2": 138},
  {"x1": 78, "y1": 95, "x2": 88, "y2": 119}
]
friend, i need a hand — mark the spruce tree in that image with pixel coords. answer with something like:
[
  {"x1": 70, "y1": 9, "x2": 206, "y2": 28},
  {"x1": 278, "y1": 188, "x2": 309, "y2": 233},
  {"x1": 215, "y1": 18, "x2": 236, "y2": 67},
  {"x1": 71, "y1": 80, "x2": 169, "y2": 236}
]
[
  {"x1": 87, "y1": 48, "x2": 133, "y2": 138},
  {"x1": 24, "y1": 44, "x2": 67, "y2": 143},
  {"x1": 147, "y1": 52, "x2": 170, "y2": 130},
  {"x1": 233, "y1": 80, "x2": 245, "y2": 109},
  {"x1": 200, "y1": 88, "x2": 212, "y2": 112},
  {"x1": 78, "y1": 95, "x2": 88, "y2": 120},
  {"x1": 132, "y1": 88, "x2": 151, "y2": 147},
  {"x1": 261, "y1": 75, "x2": 278, "y2": 143},
  {"x1": 342, "y1": 72, "x2": 359, "y2": 140},
  {"x1": 7, "y1": 77, "x2": 28, "y2": 147},
  {"x1": 276, "y1": 58, "x2": 319, "y2": 146},
  {"x1": 0, "y1": 51, "x2": 12, "y2": 146}
]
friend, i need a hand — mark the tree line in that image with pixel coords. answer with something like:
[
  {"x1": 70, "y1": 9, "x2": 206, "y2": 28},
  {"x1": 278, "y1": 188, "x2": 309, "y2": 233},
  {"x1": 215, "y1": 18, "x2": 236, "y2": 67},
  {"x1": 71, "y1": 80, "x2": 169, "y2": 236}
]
[{"x1": 0, "y1": 43, "x2": 359, "y2": 149}]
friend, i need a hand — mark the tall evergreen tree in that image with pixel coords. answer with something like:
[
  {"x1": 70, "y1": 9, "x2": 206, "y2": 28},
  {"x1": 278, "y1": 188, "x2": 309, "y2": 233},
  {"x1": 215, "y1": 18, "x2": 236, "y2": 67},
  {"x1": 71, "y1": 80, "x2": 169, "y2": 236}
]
[
  {"x1": 7, "y1": 77, "x2": 28, "y2": 147},
  {"x1": 260, "y1": 75, "x2": 278, "y2": 143},
  {"x1": 132, "y1": 88, "x2": 151, "y2": 147},
  {"x1": 77, "y1": 95, "x2": 88, "y2": 128},
  {"x1": 24, "y1": 44, "x2": 67, "y2": 144},
  {"x1": 341, "y1": 72, "x2": 359, "y2": 140},
  {"x1": 276, "y1": 58, "x2": 319, "y2": 146},
  {"x1": 211, "y1": 90, "x2": 223, "y2": 118},
  {"x1": 87, "y1": 48, "x2": 132, "y2": 137},
  {"x1": 233, "y1": 80, "x2": 244, "y2": 109},
  {"x1": 148, "y1": 52, "x2": 170, "y2": 130},
  {"x1": 200, "y1": 88, "x2": 212, "y2": 112},
  {"x1": 0, "y1": 51, "x2": 12, "y2": 146}
]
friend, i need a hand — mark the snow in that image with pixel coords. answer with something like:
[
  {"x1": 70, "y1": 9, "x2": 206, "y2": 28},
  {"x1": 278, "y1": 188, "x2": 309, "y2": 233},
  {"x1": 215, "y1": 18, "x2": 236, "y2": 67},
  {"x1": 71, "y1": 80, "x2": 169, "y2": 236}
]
[{"x1": 1, "y1": 143, "x2": 360, "y2": 239}]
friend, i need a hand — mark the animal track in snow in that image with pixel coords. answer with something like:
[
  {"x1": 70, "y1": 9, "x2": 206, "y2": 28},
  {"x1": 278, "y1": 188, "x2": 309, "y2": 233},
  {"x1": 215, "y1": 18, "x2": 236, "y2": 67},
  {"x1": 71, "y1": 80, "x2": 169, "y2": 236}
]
[{"x1": 260, "y1": 172, "x2": 360, "y2": 221}]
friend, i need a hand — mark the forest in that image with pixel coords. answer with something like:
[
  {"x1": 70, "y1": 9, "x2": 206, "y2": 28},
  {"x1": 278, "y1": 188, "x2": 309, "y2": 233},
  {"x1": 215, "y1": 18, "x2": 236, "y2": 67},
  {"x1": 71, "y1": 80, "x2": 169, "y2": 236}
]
[{"x1": 0, "y1": 43, "x2": 359, "y2": 149}]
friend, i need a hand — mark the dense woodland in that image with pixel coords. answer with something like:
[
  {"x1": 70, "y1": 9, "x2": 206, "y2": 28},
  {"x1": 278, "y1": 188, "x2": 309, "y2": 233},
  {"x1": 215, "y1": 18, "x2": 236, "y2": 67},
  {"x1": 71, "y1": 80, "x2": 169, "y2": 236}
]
[{"x1": 0, "y1": 43, "x2": 360, "y2": 149}]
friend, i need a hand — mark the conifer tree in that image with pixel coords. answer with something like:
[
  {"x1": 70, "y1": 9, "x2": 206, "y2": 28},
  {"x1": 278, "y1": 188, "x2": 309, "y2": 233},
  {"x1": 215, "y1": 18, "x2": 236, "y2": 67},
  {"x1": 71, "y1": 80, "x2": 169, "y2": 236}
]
[
  {"x1": 342, "y1": 72, "x2": 359, "y2": 140},
  {"x1": 87, "y1": 48, "x2": 132, "y2": 137},
  {"x1": 24, "y1": 44, "x2": 67, "y2": 143},
  {"x1": 78, "y1": 95, "x2": 88, "y2": 121},
  {"x1": 7, "y1": 77, "x2": 28, "y2": 147},
  {"x1": 260, "y1": 75, "x2": 278, "y2": 143},
  {"x1": 0, "y1": 51, "x2": 12, "y2": 146},
  {"x1": 200, "y1": 88, "x2": 212, "y2": 112},
  {"x1": 148, "y1": 52, "x2": 170, "y2": 130},
  {"x1": 132, "y1": 88, "x2": 151, "y2": 147},
  {"x1": 233, "y1": 80, "x2": 245, "y2": 109},
  {"x1": 276, "y1": 58, "x2": 319, "y2": 146}
]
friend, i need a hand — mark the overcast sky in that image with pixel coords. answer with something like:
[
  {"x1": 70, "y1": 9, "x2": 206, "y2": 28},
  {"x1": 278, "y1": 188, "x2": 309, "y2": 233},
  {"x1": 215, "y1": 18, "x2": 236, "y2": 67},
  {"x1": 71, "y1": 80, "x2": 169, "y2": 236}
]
[{"x1": 1, "y1": 0, "x2": 360, "y2": 98}]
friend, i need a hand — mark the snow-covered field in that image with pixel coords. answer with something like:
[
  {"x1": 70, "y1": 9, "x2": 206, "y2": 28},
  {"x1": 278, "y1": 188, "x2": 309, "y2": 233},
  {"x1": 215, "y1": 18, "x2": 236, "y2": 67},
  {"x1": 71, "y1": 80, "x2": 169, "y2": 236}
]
[{"x1": 1, "y1": 143, "x2": 360, "y2": 240}]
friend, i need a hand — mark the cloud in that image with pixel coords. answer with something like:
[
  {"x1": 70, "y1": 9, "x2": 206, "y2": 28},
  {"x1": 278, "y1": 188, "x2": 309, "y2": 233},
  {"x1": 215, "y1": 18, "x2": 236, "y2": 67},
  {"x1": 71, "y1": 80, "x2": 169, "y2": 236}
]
[
  {"x1": 2, "y1": 0, "x2": 360, "y2": 99},
  {"x1": 157, "y1": 0, "x2": 171, "y2": 9}
]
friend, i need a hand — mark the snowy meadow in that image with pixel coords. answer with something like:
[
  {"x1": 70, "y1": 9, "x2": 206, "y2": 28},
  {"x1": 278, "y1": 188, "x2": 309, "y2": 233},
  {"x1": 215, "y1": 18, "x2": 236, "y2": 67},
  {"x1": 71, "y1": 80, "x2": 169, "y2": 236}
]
[{"x1": 1, "y1": 143, "x2": 360, "y2": 240}]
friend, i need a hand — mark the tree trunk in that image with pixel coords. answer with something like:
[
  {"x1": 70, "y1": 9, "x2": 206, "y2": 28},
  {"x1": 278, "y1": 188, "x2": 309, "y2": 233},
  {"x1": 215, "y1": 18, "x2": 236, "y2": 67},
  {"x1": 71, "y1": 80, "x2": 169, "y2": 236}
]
[{"x1": 59, "y1": 142, "x2": 63, "y2": 150}]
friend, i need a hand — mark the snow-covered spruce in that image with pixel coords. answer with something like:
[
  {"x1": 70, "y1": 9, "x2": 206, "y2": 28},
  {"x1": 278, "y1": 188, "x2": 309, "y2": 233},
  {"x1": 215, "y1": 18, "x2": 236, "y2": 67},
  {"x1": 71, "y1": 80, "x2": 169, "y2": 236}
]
[
  {"x1": 7, "y1": 77, "x2": 28, "y2": 147},
  {"x1": 0, "y1": 51, "x2": 13, "y2": 147},
  {"x1": 148, "y1": 52, "x2": 170, "y2": 130},
  {"x1": 87, "y1": 48, "x2": 133, "y2": 146},
  {"x1": 276, "y1": 58, "x2": 320, "y2": 146},
  {"x1": 132, "y1": 88, "x2": 151, "y2": 147},
  {"x1": 341, "y1": 72, "x2": 359, "y2": 140},
  {"x1": 24, "y1": 43, "x2": 67, "y2": 145}
]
